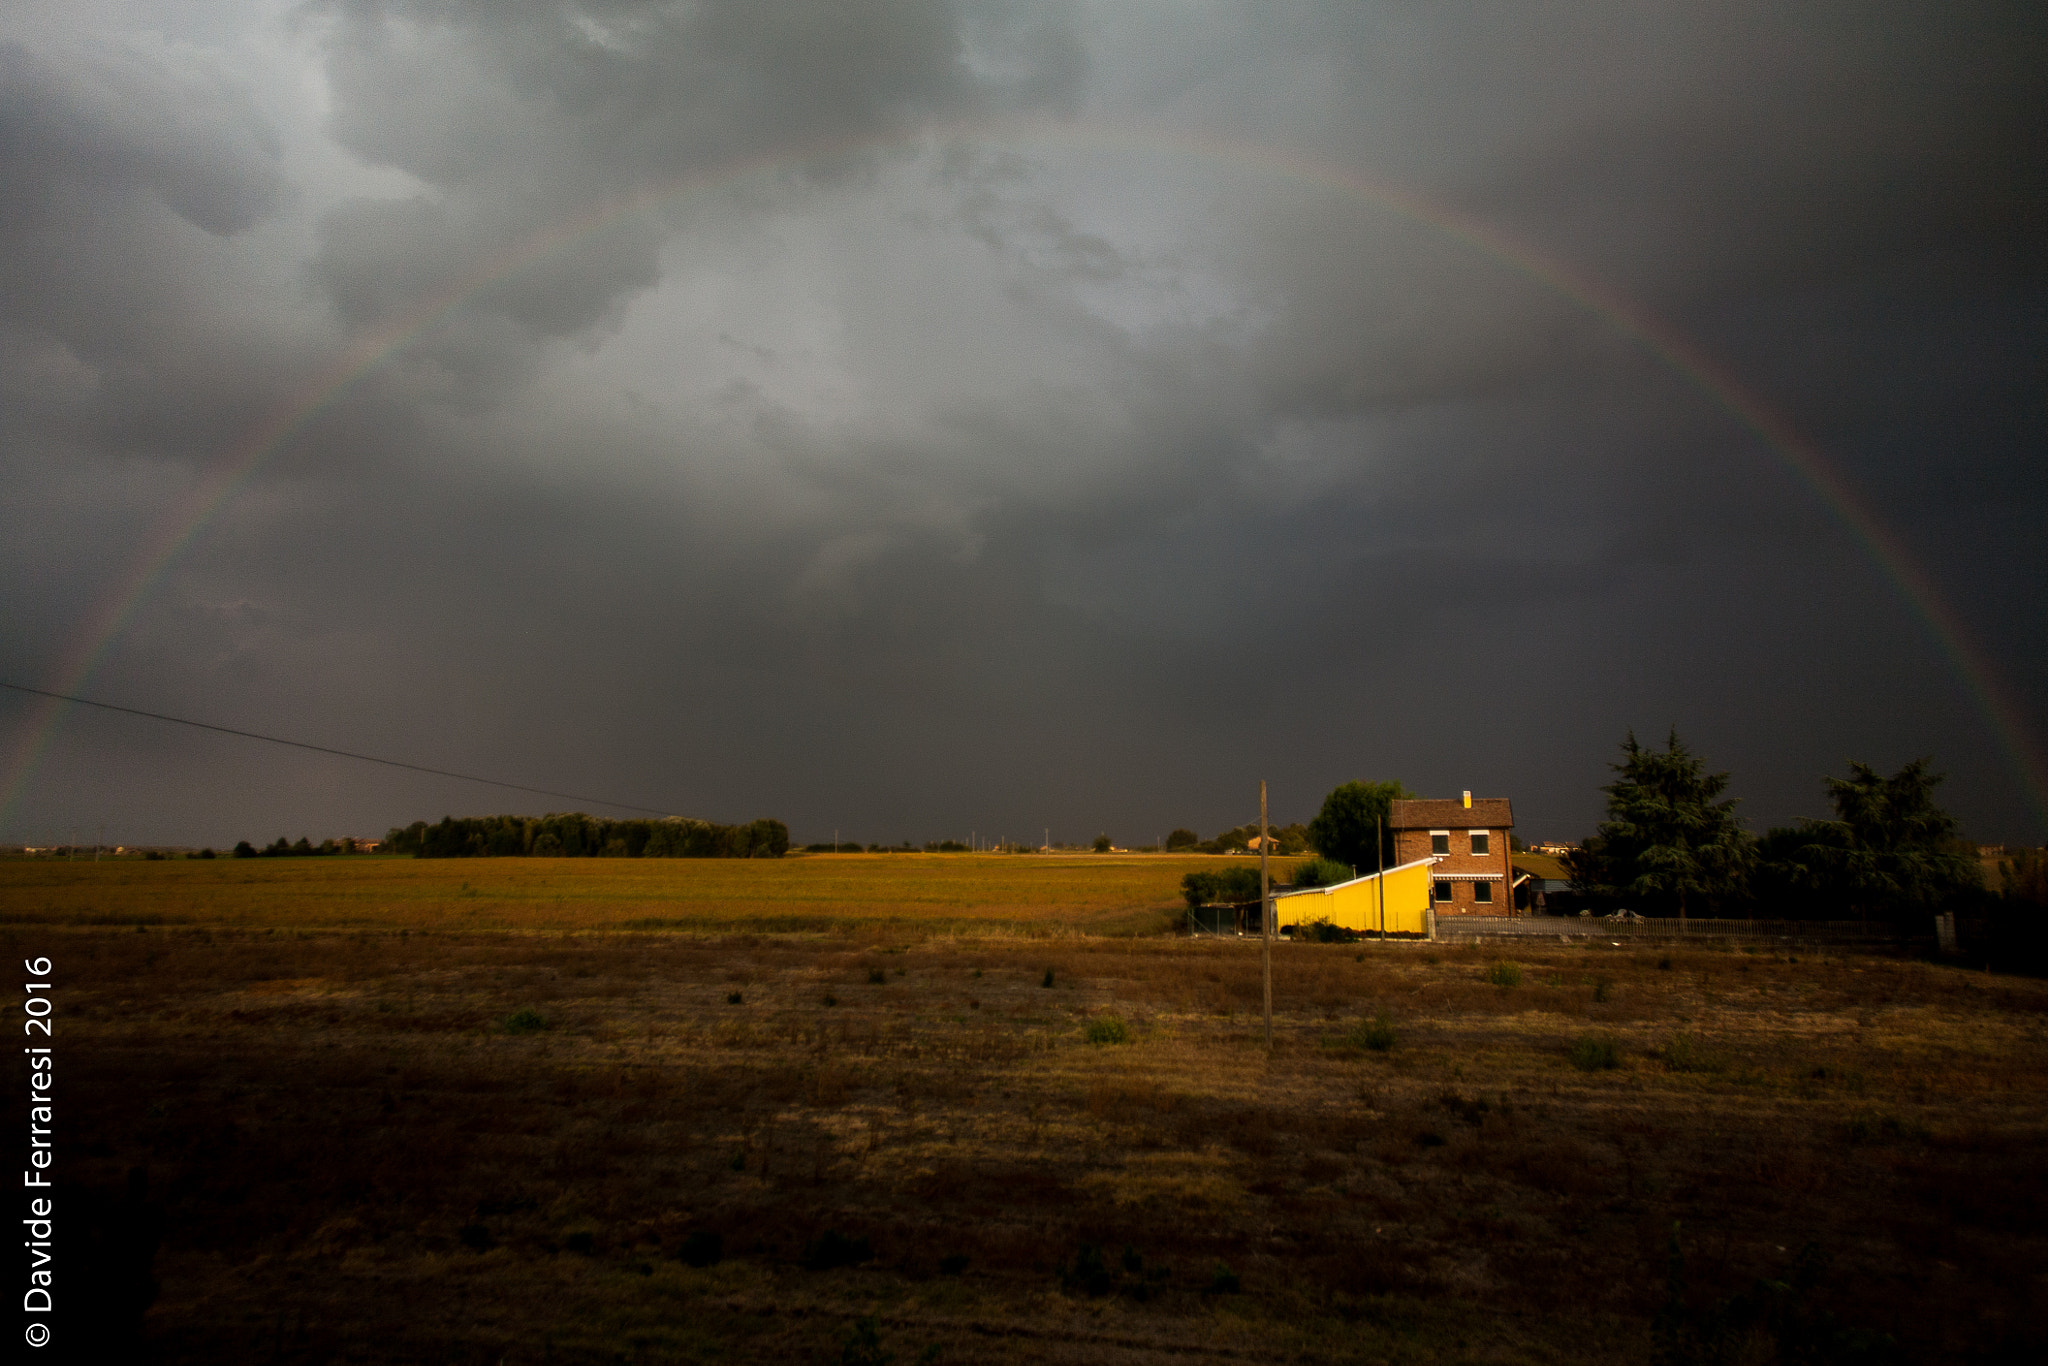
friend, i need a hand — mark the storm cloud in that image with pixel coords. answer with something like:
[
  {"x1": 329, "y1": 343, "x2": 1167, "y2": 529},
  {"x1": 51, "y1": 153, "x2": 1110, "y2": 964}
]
[{"x1": 3, "y1": 0, "x2": 2043, "y2": 848}]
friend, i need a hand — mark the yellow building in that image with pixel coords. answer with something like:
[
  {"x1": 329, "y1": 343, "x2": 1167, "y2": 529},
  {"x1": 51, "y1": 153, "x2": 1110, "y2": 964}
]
[{"x1": 1272, "y1": 857, "x2": 1438, "y2": 937}]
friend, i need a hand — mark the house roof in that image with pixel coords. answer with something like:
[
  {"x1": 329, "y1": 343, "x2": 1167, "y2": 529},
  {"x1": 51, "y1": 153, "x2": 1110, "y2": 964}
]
[
  {"x1": 1388, "y1": 798, "x2": 1514, "y2": 830},
  {"x1": 1271, "y1": 856, "x2": 1440, "y2": 898},
  {"x1": 1512, "y1": 852, "x2": 1570, "y2": 881}
]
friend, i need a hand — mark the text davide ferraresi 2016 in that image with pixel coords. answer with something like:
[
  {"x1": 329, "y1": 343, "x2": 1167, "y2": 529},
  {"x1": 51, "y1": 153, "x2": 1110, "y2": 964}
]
[{"x1": 22, "y1": 956, "x2": 54, "y2": 1350}]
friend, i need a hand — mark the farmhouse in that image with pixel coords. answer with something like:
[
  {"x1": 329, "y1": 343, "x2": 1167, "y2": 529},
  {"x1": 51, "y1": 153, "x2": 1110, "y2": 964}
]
[
  {"x1": 1272, "y1": 857, "x2": 1438, "y2": 936},
  {"x1": 1389, "y1": 793, "x2": 1516, "y2": 917}
]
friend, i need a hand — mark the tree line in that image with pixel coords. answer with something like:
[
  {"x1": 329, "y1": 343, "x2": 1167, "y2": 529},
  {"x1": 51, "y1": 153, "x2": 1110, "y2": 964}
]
[
  {"x1": 382, "y1": 813, "x2": 790, "y2": 859},
  {"x1": 1563, "y1": 731, "x2": 1984, "y2": 923}
]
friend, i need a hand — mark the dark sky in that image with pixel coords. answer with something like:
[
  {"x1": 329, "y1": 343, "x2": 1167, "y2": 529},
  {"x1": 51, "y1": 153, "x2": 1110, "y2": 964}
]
[{"x1": 3, "y1": 1, "x2": 2044, "y2": 849}]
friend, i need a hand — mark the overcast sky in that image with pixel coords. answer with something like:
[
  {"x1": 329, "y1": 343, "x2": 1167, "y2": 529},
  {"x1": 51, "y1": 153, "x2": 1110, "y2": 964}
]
[{"x1": 3, "y1": 1, "x2": 2043, "y2": 850}]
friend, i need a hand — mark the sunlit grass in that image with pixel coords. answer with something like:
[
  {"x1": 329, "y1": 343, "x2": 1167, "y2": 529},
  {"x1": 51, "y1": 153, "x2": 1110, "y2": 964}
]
[{"x1": 0, "y1": 851, "x2": 1301, "y2": 935}]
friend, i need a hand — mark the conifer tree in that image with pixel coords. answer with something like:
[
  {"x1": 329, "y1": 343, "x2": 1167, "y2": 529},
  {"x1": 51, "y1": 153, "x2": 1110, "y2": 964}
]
[{"x1": 1580, "y1": 730, "x2": 1751, "y2": 919}]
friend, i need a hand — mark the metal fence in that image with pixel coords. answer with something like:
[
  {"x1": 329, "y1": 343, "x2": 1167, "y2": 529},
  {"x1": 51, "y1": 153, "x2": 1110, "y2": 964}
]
[{"x1": 1430, "y1": 916, "x2": 1909, "y2": 945}]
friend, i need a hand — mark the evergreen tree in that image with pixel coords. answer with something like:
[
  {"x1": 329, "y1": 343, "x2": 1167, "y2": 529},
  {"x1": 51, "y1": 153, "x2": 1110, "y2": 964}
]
[
  {"x1": 1582, "y1": 730, "x2": 1751, "y2": 919},
  {"x1": 1761, "y1": 759, "x2": 1979, "y2": 920}
]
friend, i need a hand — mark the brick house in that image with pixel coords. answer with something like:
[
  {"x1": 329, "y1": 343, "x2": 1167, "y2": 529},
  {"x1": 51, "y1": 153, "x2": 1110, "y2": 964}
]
[{"x1": 1388, "y1": 794, "x2": 1515, "y2": 917}]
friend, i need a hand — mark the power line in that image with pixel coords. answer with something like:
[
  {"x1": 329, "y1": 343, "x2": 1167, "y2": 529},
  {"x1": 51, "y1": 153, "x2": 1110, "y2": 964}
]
[{"x1": 0, "y1": 680, "x2": 674, "y2": 818}]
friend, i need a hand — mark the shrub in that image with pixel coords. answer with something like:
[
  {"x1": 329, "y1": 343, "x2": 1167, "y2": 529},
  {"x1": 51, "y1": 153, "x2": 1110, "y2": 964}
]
[
  {"x1": 1058, "y1": 1243, "x2": 1115, "y2": 1297},
  {"x1": 458, "y1": 1223, "x2": 493, "y2": 1252},
  {"x1": 938, "y1": 1252, "x2": 969, "y2": 1275},
  {"x1": 803, "y1": 1229, "x2": 873, "y2": 1271},
  {"x1": 677, "y1": 1231, "x2": 723, "y2": 1267},
  {"x1": 1593, "y1": 977, "x2": 1611, "y2": 1003},
  {"x1": 726, "y1": 991, "x2": 743, "y2": 1005},
  {"x1": 1041, "y1": 967, "x2": 1055, "y2": 988},
  {"x1": 1208, "y1": 1261, "x2": 1242, "y2": 1294},
  {"x1": 1486, "y1": 961, "x2": 1523, "y2": 988},
  {"x1": 823, "y1": 994, "x2": 838, "y2": 1008},
  {"x1": 1181, "y1": 867, "x2": 1263, "y2": 907},
  {"x1": 867, "y1": 966, "x2": 886, "y2": 984},
  {"x1": 1661, "y1": 1033, "x2": 1724, "y2": 1074},
  {"x1": 1093, "y1": 834, "x2": 1113, "y2": 852},
  {"x1": 1085, "y1": 1014, "x2": 1130, "y2": 1046},
  {"x1": 1299, "y1": 917, "x2": 1358, "y2": 943},
  {"x1": 1570, "y1": 1036, "x2": 1621, "y2": 1071},
  {"x1": 564, "y1": 1231, "x2": 595, "y2": 1255},
  {"x1": 836, "y1": 1316, "x2": 890, "y2": 1366},
  {"x1": 1291, "y1": 857, "x2": 1354, "y2": 889},
  {"x1": 504, "y1": 1009, "x2": 548, "y2": 1034},
  {"x1": 1350, "y1": 1014, "x2": 1398, "y2": 1052}
]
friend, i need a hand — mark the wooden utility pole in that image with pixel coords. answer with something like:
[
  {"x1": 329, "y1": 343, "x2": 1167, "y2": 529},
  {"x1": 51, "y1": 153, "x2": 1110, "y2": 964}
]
[
  {"x1": 1376, "y1": 814, "x2": 1384, "y2": 939},
  {"x1": 1260, "y1": 780, "x2": 1272, "y2": 1050}
]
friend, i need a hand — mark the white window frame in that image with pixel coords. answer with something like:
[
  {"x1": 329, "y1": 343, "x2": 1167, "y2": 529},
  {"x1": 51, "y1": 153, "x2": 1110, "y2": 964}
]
[
  {"x1": 1473, "y1": 880, "x2": 1493, "y2": 904},
  {"x1": 1430, "y1": 829, "x2": 1450, "y2": 855},
  {"x1": 1469, "y1": 830, "x2": 1490, "y2": 855},
  {"x1": 1432, "y1": 878, "x2": 1453, "y2": 902}
]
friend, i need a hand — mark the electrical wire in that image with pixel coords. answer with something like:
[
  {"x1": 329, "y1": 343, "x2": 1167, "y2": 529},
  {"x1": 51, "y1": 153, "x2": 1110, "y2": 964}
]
[{"x1": 0, "y1": 680, "x2": 674, "y2": 817}]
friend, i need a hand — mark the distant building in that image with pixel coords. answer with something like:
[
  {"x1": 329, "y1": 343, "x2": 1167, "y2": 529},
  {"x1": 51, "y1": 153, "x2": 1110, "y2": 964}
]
[{"x1": 1388, "y1": 793, "x2": 1515, "y2": 917}]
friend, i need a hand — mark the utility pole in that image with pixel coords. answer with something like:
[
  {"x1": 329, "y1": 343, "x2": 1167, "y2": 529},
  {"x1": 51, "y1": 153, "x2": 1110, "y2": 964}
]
[
  {"x1": 1376, "y1": 814, "x2": 1384, "y2": 939},
  {"x1": 1260, "y1": 780, "x2": 1272, "y2": 1051}
]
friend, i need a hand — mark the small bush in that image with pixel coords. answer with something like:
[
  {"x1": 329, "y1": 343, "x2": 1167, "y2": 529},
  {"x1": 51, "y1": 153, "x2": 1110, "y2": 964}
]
[
  {"x1": 1593, "y1": 977, "x2": 1611, "y2": 1003},
  {"x1": 867, "y1": 966, "x2": 886, "y2": 984},
  {"x1": 1085, "y1": 1014, "x2": 1130, "y2": 1046},
  {"x1": 1058, "y1": 1243, "x2": 1115, "y2": 1297},
  {"x1": 677, "y1": 1230, "x2": 723, "y2": 1267},
  {"x1": 1208, "y1": 1261, "x2": 1242, "y2": 1294},
  {"x1": 1570, "y1": 1036, "x2": 1621, "y2": 1071},
  {"x1": 1299, "y1": 917, "x2": 1358, "y2": 944},
  {"x1": 804, "y1": 1229, "x2": 873, "y2": 1271},
  {"x1": 564, "y1": 1231, "x2": 596, "y2": 1255},
  {"x1": 504, "y1": 1009, "x2": 548, "y2": 1034},
  {"x1": 823, "y1": 993, "x2": 839, "y2": 1008},
  {"x1": 1657, "y1": 955, "x2": 1674, "y2": 970},
  {"x1": 1350, "y1": 1014, "x2": 1397, "y2": 1052},
  {"x1": 938, "y1": 1252, "x2": 969, "y2": 1275},
  {"x1": 836, "y1": 1316, "x2": 891, "y2": 1366},
  {"x1": 1291, "y1": 857, "x2": 1354, "y2": 889},
  {"x1": 1486, "y1": 961, "x2": 1523, "y2": 988},
  {"x1": 1661, "y1": 1033, "x2": 1724, "y2": 1074},
  {"x1": 725, "y1": 991, "x2": 743, "y2": 1005},
  {"x1": 1041, "y1": 967, "x2": 1055, "y2": 988},
  {"x1": 458, "y1": 1223, "x2": 493, "y2": 1252}
]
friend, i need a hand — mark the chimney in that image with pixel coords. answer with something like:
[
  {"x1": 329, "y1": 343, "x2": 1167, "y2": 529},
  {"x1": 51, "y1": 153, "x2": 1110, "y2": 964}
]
[{"x1": 1462, "y1": 790, "x2": 1471, "y2": 809}]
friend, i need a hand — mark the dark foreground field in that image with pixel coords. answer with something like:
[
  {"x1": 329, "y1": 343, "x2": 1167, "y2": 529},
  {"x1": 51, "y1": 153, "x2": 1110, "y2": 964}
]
[{"x1": 15, "y1": 923, "x2": 2048, "y2": 1363}]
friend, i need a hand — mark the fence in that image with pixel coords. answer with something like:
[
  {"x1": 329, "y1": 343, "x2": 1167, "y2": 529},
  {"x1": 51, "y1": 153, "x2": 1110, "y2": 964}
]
[{"x1": 1430, "y1": 916, "x2": 1910, "y2": 945}]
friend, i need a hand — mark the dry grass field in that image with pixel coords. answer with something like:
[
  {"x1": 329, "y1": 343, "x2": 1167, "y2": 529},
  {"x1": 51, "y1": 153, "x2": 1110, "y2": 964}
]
[
  {"x1": 0, "y1": 852, "x2": 1253, "y2": 936},
  {"x1": 6, "y1": 859, "x2": 2047, "y2": 1363}
]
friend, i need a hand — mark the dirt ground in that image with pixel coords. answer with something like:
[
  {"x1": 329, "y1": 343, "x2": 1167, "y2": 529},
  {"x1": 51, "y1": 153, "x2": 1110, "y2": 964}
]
[{"x1": 15, "y1": 926, "x2": 2048, "y2": 1363}]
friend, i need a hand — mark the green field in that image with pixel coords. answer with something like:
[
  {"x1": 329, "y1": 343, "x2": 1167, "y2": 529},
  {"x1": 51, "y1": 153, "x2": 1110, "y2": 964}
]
[{"x1": 0, "y1": 852, "x2": 1297, "y2": 936}]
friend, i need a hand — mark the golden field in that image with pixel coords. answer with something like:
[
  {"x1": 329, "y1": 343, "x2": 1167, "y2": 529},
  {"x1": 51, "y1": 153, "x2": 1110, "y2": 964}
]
[
  {"x1": 7, "y1": 858, "x2": 2047, "y2": 1362},
  {"x1": 0, "y1": 851, "x2": 1286, "y2": 936}
]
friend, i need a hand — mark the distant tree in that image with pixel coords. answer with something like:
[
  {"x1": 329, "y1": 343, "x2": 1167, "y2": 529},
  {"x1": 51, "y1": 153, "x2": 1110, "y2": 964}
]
[
  {"x1": 232, "y1": 841, "x2": 255, "y2": 859},
  {"x1": 1092, "y1": 833, "x2": 1112, "y2": 853},
  {"x1": 1759, "y1": 759, "x2": 1979, "y2": 921},
  {"x1": 1307, "y1": 781, "x2": 1412, "y2": 871},
  {"x1": 1580, "y1": 730, "x2": 1751, "y2": 919},
  {"x1": 1165, "y1": 828, "x2": 1200, "y2": 851}
]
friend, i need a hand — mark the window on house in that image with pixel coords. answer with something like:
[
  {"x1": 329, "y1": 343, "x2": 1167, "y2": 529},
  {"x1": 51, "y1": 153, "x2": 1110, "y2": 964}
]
[
  {"x1": 1474, "y1": 881, "x2": 1492, "y2": 904},
  {"x1": 1433, "y1": 879, "x2": 1452, "y2": 903},
  {"x1": 1470, "y1": 831, "x2": 1489, "y2": 855},
  {"x1": 1431, "y1": 831, "x2": 1450, "y2": 856}
]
